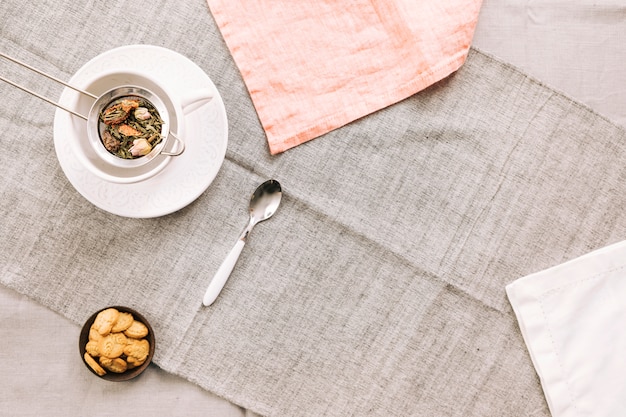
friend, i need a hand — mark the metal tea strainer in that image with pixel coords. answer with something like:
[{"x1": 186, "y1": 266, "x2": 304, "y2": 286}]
[{"x1": 0, "y1": 51, "x2": 184, "y2": 163}]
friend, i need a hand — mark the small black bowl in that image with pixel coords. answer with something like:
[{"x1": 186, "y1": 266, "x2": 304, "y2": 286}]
[{"x1": 79, "y1": 306, "x2": 155, "y2": 381}]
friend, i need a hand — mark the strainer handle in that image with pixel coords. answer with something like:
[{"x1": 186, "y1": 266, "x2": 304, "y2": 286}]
[
  {"x1": 160, "y1": 131, "x2": 185, "y2": 156},
  {"x1": 0, "y1": 52, "x2": 97, "y2": 99},
  {"x1": 0, "y1": 52, "x2": 96, "y2": 119}
]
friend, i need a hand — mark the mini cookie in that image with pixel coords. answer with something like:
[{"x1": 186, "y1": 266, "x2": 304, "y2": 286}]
[
  {"x1": 124, "y1": 339, "x2": 150, "y2": 362},
  {"x1": 92, "y1": 308, "x2": 119, "y2": 336},
  {"x1": 88, "y1": 327, "x2": 103, "y2": 342},
  {"x1": 124, "y1": 320, "x2": 149, "y2": 339},
  {"x1": 99, "y1": 356, "x2": 128, "y2": 374},
  {"x1": 84, "y1": 352, "x2": 106, "y2": 376},
  {"x1": 85, "y1": 340, "x2": 100, "y2": 357},
  {"x1": 111, "y1": 312, "x2": 134, "y2": 333},
  {"x1": 126, "y1": 354, "x2": 146, "y2": 369},
  {"x1": 97, "y1": 332, "x2": 127, "y2": 359}
]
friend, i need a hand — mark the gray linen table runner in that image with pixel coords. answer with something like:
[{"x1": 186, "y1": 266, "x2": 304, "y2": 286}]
[{"x1": 2, "y1": 1, "x2": 625, "y2": 416}]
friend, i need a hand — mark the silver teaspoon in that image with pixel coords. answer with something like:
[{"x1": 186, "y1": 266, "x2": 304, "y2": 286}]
[{"x1": 202, "y1": 179, "x2": 282, "y2": 306}]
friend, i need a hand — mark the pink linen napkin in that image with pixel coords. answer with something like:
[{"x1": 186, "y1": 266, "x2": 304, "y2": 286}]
[{"x1": 207, "y1": 0, "x2": 484, "y2": 154}]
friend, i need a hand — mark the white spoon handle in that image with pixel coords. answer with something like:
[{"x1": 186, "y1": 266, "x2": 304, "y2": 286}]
[{"x1": 202, "y1": 239, "x2": 246, "y2": 306}]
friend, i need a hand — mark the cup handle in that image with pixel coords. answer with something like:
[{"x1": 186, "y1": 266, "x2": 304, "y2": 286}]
[
  {"x1": 180, "y1": 88, "x2": 213, "y2": 115},
  {"x1": 161, "y1": 132, "x2": 185, "y2": 156}
]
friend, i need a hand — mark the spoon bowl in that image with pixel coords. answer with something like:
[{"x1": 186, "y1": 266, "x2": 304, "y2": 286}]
[{"x1": 202, "y1": 179, "x2": 282, "y2": 306}]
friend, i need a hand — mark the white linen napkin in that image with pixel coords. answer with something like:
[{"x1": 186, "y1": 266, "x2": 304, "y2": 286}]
[{"x1": 507, "y1": 240, "x2": 626, "y2": 417}]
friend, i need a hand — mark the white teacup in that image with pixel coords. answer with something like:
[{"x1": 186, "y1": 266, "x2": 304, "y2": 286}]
[{"x1": 66, "y1": 70, "x2": 212, "y2": 184}]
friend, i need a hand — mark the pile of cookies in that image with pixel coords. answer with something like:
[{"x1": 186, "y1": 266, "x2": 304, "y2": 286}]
[{"x1": 83, "y1": 308, "x2": 151, "y2": 376}]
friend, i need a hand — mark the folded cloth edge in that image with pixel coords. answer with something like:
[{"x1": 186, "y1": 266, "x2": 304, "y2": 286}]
[
  {"x1": 506, "y1": 239, "x2": 626, "y2": 417},
  {"x1": 266, "y1": 47, "x2": 471, "y2": 154},
  {"x1": 206, "y1": 1, "x2": 477, "y2": 154}
]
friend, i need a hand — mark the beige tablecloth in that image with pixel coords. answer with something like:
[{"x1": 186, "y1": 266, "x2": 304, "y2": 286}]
[{"x1": 1, "y1": 1, "x2": 624, "y2": 416}]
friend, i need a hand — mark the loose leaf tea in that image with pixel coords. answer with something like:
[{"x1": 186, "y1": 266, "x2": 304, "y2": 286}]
[{"x1": 99, "y1": 96, "x2": 164, "y2": 159}]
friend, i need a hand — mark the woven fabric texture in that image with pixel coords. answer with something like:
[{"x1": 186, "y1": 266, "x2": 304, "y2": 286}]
[
  {"x1": 207, "y1": 0, "x2": 483, "y2": 154},
  {"x1": 1, "y1": 1, "x2": 625, "y2": 416}
]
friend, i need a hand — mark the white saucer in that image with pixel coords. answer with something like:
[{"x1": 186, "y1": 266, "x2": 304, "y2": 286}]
[{"x1": 53, "y1": 45, "x2": 228, "y2": 218}]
